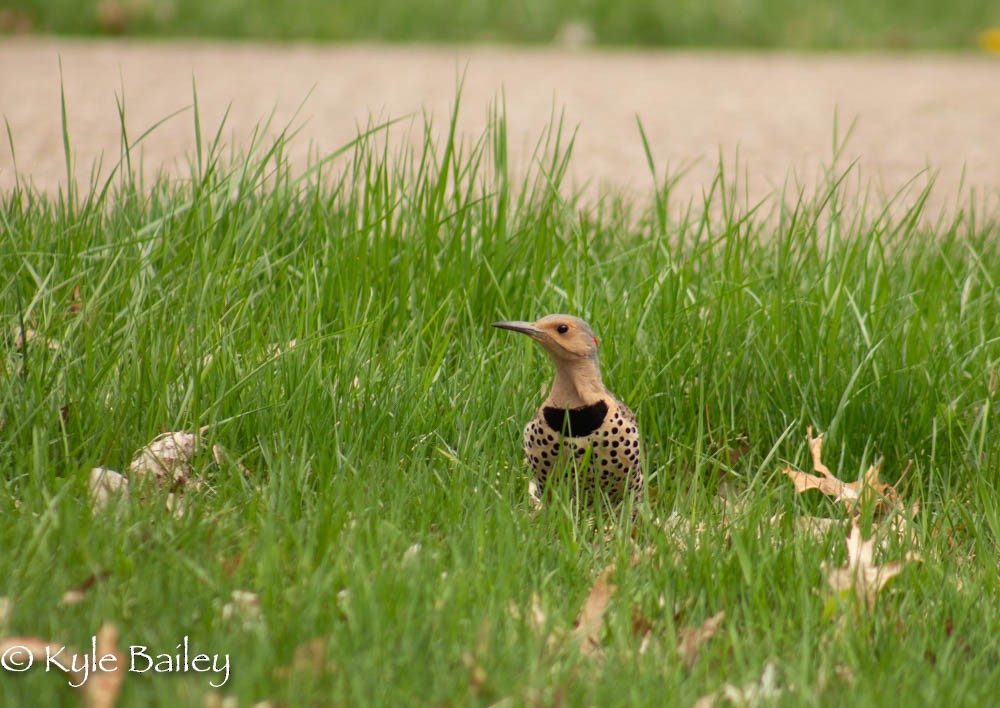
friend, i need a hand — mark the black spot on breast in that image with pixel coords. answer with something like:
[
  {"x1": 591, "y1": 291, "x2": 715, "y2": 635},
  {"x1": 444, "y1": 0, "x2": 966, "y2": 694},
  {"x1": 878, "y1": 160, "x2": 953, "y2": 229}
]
[{"x1": 542, "y1": 400, "x2": 609, "y2": 438}]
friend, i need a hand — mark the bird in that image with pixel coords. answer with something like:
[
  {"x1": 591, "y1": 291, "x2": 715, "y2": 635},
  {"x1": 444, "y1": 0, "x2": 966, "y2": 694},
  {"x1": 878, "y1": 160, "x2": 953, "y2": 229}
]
[{"x1": 492, "y1": 314, "x2": 644, "y2": 507}]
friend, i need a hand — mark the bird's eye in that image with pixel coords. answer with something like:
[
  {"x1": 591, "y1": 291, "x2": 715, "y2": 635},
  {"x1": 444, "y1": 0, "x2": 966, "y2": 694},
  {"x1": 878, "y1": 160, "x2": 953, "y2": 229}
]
[{"x1": 556, "y1": 324, "x2": 569, "y2": 334}]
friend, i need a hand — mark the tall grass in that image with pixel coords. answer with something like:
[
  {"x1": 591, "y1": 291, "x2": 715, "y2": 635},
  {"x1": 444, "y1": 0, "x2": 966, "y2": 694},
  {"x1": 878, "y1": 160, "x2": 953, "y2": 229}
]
[{"x1": 1, "y1": 93, "x2": 998, "y2": 705}]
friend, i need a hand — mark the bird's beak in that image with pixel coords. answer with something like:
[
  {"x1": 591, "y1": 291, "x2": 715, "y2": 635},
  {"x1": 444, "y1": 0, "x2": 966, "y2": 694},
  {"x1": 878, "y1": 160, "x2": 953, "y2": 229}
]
[{"x1": 492, "y1": 320, "x2": 544, "y2": 340}]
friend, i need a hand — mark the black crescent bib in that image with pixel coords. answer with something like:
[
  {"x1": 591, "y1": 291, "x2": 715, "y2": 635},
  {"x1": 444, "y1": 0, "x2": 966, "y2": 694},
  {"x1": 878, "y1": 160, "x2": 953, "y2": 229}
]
[{"x1": 542, "y1": 400, "x2": 609, "y2": 438}]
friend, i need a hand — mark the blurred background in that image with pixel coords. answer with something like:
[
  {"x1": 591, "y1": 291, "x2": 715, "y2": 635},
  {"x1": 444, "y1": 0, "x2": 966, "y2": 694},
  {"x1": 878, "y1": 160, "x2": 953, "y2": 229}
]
[{"x1": 2, "y1": 0, "x2": 999, "y2": 50}]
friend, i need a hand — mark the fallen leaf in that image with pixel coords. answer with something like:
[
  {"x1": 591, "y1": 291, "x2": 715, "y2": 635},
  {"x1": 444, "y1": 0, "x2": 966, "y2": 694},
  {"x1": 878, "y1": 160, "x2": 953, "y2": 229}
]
[
  {"x1": 529, "y1": 593, "x2": 546, "y2": 630},
  {"x1": 460, "y1": 618, "x2": 492, "y2": 695},
  {"x1": 824, "y1": 524, "x2": 919, "y2": 607},
  {"x1": 202, "y1": 694, "x2": 240, "y2": 708},
  {"x1": 768, "y1": 513, "x2": 841, "y2": 542},
  {"x1": 211, "y1": 443, "x2": 253, "y2": 478},
  {"x1": 630, "y1": 607, "x2": 655, "y2": 655},
  {"x1": 129, "y1": 430, "x2": 202, "y2": 488},
  {"x1": 60, "y1": 571, "x2": 110, "y2": 607},
  {"x1": 0, "y1": 636, "x2": 58, "y2": 668},
  {"x1": 266, "y1": 339, "x2": 298, "y2": 358},
  {"x1": 11, "y1": 327, "x2": 60, "y2": 350},
  {"x1": 70, "y1": 284, "x2": 82, "y2": 315},
  {"x1": 572, "y1": 564, "x2": 617, "y2": 655},
  {"x1": 695, "y1": 660, "x2": 782, "y2": 707},
  {"x1": 677, "y1": 611, "x2": 725, "y2": 668},
  {"x1": 81, "y1": 622, "x2": 124, "y2": 708},
  {"x1": 165, "y1": 493, "x2": 186, "y2": 519},
  {"x1": 402, "y1": 543, "x2": 422, "y2": 565},
  {"x1": 527, "y1": 479, "x2": 543, "y2": 511},
  {"x1": 0, "y1": 597, "x2": 10, "y2": 631},
  {"x1": 221, "y1": 590, "x2": 262, "y2": 629},
  {"x1": 88, "y1": 468, "x2": 129, "y2": 513},
  {"x1": 0, "y1": 625, "x2": 123, "y2": 705},
  {"x1": 273, "y1": 638, "x2": 332, "y2": 679},
  {"x1": 507, "y1": 593, "x2": 546, "y2": 631},
  {"x1": 781, "y1": 428, "x2": 899, "y2": 516}
]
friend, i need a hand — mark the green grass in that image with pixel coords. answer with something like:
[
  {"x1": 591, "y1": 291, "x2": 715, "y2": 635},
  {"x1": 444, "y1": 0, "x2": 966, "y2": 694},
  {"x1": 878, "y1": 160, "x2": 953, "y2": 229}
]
[
  {"x1": 5, "y1": 0, "x2": 1000, "y2": 50},
  {"x1": 2, "y1": 93, "x2": 1000, "y2": 706}
]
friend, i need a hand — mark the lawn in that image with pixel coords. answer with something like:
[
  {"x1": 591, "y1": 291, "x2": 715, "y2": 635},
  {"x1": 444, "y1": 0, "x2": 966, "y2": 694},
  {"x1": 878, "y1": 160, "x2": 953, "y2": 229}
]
[
  {"x1": 4, "y1": 0, "x2": 999, "y2": 50},
  {"x1": 1, "y1": 96, "x2": 999, "y2": 705}
]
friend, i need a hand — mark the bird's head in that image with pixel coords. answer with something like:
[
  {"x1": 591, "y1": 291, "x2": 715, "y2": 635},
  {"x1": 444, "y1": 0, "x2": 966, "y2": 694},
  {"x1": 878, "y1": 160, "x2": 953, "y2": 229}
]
[{"x1": 492, "y1": 314, "x2": 599, "y2": 363}]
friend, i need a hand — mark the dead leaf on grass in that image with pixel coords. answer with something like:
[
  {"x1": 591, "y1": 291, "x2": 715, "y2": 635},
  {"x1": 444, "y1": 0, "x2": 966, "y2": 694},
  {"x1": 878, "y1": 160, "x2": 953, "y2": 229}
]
[
  {"x1": 81, "y1": 622, "x2": 124, "y2": 708},
  {"x1": 11, "y1": 327, "x2": 60, "y2": 350},
  {"x1": 129, "y1": 429, "x2": 205, "y2": 488},
  {"x1": 60, "y1": 571, "x2": 110, "y2": 607},
  {"x1": 266, "y1": 339, "x2": 298, "y2": 359},
  {"x1": 768, "y1": 513, "x2": 841, "y2": 542},
  {"x1": 0, "y1": 597, "x2": 10, "y2": 632},
  {"x1": 211, "y1": 443, "x2": 253, "y2": 479},
  {"x1": 824, "y1": 524, "x2": 920, "y2": 607},
  {"x1": 0, "y1": 635, "x2": 59, "y2": 669},
  {"x1": 694, "y1": 660, "x2": 782, "y2": 708},
  {"x1": 220, "y1": 590, "x2": 262, "y2": 630},
  {"x1": 527, "y1": 479, "x2": 543, "y2": 511},
  {"x1": 508, "y1": 593, "x2": 546, "y2": 632},
  {"x1": 88, "y1": 467, "x2": 129, "y2": 513},
  {"x1": 273, "y1": 638, "x2": 333, "y2": 679},
  {"x1": 69, "y1": 284, "x2": 83, "y2": 315},
  {"x1": 461, "y1": 619, "x2": 492, "y2": 695},
  {"x1": 781, "y1": 427, "x2": 902, "y2": 516},
  {"x1": 0, "y1": 623, "x2": 124, "y2": 706},
  {"x1": 572, "y1": 564, "x2": 617, "y2": 656},
  {"x1": 677, "y1": 610, "x2": 725, "y2": 668}
]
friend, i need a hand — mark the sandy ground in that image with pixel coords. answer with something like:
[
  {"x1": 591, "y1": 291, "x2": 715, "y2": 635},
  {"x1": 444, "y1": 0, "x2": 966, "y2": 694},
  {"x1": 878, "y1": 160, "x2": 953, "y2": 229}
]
[{"x1": 2, "y1": 38, "x2": 999, "y2": 214}]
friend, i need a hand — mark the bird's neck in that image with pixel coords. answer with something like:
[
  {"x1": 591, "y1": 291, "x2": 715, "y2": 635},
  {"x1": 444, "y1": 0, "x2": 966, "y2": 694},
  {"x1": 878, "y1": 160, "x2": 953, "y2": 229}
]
[{"x1": 545, "y1": 357, "x2": 607, "y2": 409}]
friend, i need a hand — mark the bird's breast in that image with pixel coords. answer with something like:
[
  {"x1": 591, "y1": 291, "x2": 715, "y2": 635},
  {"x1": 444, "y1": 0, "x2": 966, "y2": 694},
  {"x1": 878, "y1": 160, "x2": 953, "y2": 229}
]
[{"x1": 541, "y1": 400, "x2": 609, "y2": 438}]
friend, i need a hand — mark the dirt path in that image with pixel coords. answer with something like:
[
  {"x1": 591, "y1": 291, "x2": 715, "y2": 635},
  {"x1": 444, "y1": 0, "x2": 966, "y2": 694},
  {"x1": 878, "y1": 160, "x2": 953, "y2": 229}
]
[{"x1": 2, "y1": 38, "x2": 999, "y2": 214}]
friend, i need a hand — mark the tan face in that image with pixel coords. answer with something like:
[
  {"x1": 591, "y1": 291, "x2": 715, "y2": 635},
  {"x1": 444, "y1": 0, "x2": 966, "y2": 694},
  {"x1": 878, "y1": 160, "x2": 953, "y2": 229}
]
[{"x1": 492, "y1": 314, "x2": 599, "y2": 361}]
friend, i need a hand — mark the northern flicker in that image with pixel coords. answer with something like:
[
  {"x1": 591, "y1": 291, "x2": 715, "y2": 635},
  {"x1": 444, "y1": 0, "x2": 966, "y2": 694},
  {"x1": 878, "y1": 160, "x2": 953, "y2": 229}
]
[{"x1": 492, "y1": 314, "x2": 644, "y2": 506}]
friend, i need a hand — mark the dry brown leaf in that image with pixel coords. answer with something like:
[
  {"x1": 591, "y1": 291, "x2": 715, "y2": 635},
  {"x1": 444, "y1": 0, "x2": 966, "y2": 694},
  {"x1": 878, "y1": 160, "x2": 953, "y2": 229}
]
[
  {"x1": 768, "y1": 513, "x2": 841, "y2": 542},
  {"x1": 0, "y1": 636, "x2": 57, "y2": 668},
  {"x1": 266, "y1": 339, "x2": 298, "y2": 358},
  {"x1": 81, "y1": 622, "x2": 125, "y2": 708},
  {"x1": 129, "y1": 430, "x2": 203, "y2": 487},
  {"x1": 221, "y1": 590, "x2": 262, "y2": 629},
  {"x1": 527, "y1": 479, "x2": 543, "y2": 511},
  {"x1": 572, "y1": 564, "x2": 617, "y2": 655},
  {"x1": 529, "y1": 593, "x2": 546, "y2": 629},
  {"x1": 630, "y1": 607, "x2": 655, "y2": 655},
  {"x1": 202, "y1": 694, "x2": 240, "y2": 708},
  {"x1": 824, "y1": 524, "x2": 919, "y2": 607},
  {"x1": 655, "y1": 511, "x2": 708, "y2": 553},
  {"x1": 461, "y1": 618, "x2": 492, "y2": 695},
  {"x1": 70, "y1": 284, "x2": 83, "y2": 315},
  {"x1": 211, "y1": 443, "x2": 253, "y2": 479},
  {"x1": 677, "y1": 610, "x2": 725, "y2": 668},
  {"x1": 781, "y1": 428, "x2": 900, "y2": 516},
  {"x1": 509, "y1": 593, "x2": 547, "y2": 631},
  {"x1": 0, "y1": 597, "x2": 10, "y2": 632},
  {"x1": 88, "y1": 468, "x2": 129, "y2": 513},
  {"x1": 11, "y1": 327, "x2": 60, "y2": 350},
  {"x1": 60, "y1": 571, "x2": 110, "y2": 607},
  {"x1": 0, "y1": 624, "x2": 123, "y2": 705},
  {"x1": 273, "y1": 638, "x2": 331, "y2": 679},
  {"x1": 694, "y1": 660, "x2": 781, "y2": 708}
]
